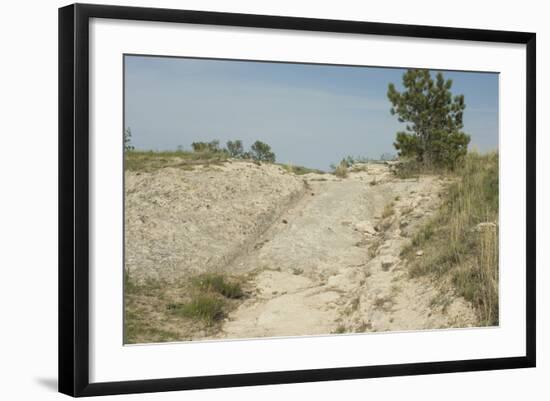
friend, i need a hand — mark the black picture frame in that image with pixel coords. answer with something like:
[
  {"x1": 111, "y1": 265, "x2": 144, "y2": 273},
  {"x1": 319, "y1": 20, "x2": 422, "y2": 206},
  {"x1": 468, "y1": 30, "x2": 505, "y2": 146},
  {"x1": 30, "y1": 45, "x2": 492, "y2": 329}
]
[{"x1": 59, "y1": 3, "x2": 536, "y2": 397}]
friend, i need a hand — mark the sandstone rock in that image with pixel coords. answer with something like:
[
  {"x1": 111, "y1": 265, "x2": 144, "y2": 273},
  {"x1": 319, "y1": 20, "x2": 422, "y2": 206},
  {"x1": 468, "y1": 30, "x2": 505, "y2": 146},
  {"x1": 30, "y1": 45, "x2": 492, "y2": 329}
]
[
  {"x1": 416, "y1": 250, "x2": 424, "y2": 257},
  {"x1": 473, "y1": 222, "x2": 497, "y2": 232},
  {"x1": 381, "y1": 256, "x2": 397, "y2": 271},
  {"x1": 354, "y1": 221, "x2": 376, "y2": 235}
]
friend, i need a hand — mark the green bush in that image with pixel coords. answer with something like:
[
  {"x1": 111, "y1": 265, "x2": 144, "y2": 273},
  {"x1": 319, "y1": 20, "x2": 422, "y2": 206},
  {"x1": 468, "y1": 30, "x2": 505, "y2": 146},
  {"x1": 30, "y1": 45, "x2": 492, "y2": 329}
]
[
  {"x1": 191, "y1": 140, "x2": 223, "y2": 153},
  {"x1": 226, "y1": 140, "x2": 244, "y2": 158},
  {"x1": 250, "y1": 140, "x2": 276, "y2": 162}
]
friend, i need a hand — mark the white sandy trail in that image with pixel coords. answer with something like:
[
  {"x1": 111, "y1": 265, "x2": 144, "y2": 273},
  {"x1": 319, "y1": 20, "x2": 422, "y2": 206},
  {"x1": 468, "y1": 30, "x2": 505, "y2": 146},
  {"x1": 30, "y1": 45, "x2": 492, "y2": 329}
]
[{"x1": 216, "y1": 165, "x2": 477, "y2": 339}]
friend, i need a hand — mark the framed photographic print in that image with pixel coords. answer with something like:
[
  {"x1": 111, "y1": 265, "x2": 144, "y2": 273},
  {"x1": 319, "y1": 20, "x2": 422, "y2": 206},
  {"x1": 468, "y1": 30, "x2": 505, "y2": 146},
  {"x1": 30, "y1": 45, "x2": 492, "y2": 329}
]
[{"x1": 58, "y1": 3, "x2": 536, "y2": 397}]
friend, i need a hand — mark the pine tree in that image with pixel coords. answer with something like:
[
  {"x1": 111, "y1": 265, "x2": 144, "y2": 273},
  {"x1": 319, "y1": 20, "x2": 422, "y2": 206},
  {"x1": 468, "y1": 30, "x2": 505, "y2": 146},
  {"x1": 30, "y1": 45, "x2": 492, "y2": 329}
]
[{"x1": 387, "y1": 69, "x2": 470, "y2": 169}]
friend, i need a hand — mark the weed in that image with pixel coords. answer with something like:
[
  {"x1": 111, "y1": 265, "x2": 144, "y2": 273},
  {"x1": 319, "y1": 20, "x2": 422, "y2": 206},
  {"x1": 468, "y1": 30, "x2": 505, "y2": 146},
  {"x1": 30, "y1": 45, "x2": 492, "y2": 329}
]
[
  {"x1": 334, "y1": 161, "x2": 348, "y2": 178},
  {"x1": 192, "y1": 273, "x2": 244, "y2": 299},
  {"x1": 169, "y1": 295, "x2": 225, "y2": 324},
  {"x1": 333, "y1": 325, "x2": 347, "y2": 334}
]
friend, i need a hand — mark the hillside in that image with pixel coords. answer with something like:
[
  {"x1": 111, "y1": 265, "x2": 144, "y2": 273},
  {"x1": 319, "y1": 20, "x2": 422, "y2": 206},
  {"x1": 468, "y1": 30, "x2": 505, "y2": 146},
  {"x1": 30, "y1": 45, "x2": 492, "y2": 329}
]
[{"x1": 124, "y1": 158, "x2": 482, "y2": 343}]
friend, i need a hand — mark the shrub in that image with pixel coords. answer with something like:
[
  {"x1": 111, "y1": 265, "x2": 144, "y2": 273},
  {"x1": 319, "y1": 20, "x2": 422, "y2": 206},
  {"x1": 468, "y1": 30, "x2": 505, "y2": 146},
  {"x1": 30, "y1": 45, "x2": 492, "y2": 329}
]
[
  {"x1": 226, "y1": 140, "x2": 244, "y2": 158},
  {"x1": 250, "y1": 140, "x2": 276, "y2": 162},
  {"x1": 334, "y1": 160, "x2": 348, "y2": 178},
  {"x1": 191, "y1": 140, "x2": 222, "y2": 153}
]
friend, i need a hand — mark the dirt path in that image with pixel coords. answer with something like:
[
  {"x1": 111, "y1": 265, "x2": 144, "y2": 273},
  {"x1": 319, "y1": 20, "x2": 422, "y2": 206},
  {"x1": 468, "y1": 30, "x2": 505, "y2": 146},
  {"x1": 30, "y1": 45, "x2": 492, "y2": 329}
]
[{"x1": 215, "y1": 164, "x2": 477, "y2": 339}]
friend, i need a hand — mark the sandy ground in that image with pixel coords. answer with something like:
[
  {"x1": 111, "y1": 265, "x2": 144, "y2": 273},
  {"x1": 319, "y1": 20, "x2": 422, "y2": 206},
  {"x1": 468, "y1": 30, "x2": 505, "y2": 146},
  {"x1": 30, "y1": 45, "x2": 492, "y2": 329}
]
[
  {"x1": 125, "y1": 162, "x2": 306, "y2": 282},
  {"x1": 125, "y1": 161, "x2": 477, "y2": 339}
]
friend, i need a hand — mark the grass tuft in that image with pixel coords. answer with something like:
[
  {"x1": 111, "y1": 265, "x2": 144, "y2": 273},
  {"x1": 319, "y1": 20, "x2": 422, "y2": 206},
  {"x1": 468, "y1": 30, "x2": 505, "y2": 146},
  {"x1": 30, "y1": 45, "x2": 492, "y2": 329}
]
[
  {"x1": 169, "y1": 295, "x2": 225, "y2": 323},
  {"x1": 192, "y1": 273, "x2": 244, "y2": 299},
  {"x1": 333, "y1": 325, "x2": 347, "y2": 334},
  {"x1": 334, "y1": 162, "x2": 348, "y2": 178}
]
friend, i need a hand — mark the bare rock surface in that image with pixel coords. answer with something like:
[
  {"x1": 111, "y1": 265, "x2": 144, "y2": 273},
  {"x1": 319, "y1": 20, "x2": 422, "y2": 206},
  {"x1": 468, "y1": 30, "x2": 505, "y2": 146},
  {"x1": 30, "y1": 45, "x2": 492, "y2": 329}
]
[
  {"x1": 211, "y1": 164, "x2": 477, "y2": 339},
  {"x1": 125, "y1": 161, "x2": 306, "y2": 282}
]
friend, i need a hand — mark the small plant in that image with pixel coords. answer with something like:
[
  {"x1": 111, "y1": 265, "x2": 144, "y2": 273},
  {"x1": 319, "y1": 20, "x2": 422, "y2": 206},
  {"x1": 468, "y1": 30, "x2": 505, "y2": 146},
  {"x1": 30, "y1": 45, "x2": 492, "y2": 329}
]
[
  {"x1": 342, "y1": 155, "x2": 355, "y2": 167},
  {"x1": 193, "y1": 273, "x2": 243, "y2": 299},
  {"x1": 334, "y1": 160, "x2": 348, "y2": 178},
  {"x1": 334, "y1": 325, "x2": 347, "y2": 334},
  {"x1": 411, "y1": 222, "x2": 435, "y2": 247},
  {"x1": 170, "y1": 295, "x2": 225, "y2": 323}
]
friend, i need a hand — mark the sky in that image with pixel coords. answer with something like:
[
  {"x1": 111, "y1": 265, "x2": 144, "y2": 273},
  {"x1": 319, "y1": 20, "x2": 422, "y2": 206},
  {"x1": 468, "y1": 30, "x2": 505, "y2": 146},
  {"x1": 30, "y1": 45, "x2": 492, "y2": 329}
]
[{"x1": 124, "y1": 55, "x2": 499, "y2": 171}]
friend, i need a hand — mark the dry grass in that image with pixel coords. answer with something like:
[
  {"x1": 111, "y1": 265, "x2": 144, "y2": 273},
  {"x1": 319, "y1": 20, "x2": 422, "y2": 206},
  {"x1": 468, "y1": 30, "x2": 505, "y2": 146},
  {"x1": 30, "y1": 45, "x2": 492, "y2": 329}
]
[
  {"x1": 191, "y1": 273, "x2": 244, "y2": 299},
  {"x1": 334, "y1": 161, "x2": 348, "y2": 178},
  {"x1": 278, "y1": 163, "x2": 325, "y2": 175},
  {"x1": 125, "y1": 150, "x2": 228, "y2": 172},
  {"x1": 401, "y1": 151, "x2": 499, "y2": 325}
]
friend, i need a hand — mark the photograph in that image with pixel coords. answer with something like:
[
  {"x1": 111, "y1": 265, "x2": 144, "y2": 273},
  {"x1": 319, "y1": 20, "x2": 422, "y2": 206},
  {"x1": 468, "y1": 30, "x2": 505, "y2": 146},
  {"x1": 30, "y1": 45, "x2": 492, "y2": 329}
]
[{"x1": 122, "y1": 54, "x2": 499, "y2": 344}]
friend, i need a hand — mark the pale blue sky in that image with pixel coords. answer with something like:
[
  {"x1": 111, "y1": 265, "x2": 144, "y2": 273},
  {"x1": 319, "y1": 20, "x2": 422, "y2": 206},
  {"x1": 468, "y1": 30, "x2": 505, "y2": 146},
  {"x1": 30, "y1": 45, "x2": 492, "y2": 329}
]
[{"x1": 124, "y1": 55, "x2": 499, "y2": 170}]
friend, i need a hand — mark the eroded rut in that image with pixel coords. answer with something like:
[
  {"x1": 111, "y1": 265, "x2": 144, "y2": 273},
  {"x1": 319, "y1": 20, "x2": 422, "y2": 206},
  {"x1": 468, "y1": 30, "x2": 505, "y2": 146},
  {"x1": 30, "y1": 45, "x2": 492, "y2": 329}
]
[{"x1": 213, "y1": 164, "x2": 477, "y2": 339}]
